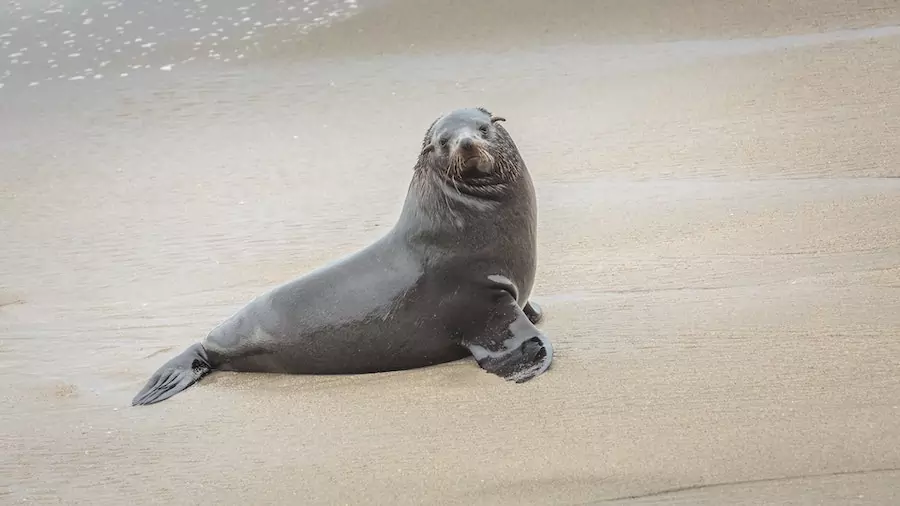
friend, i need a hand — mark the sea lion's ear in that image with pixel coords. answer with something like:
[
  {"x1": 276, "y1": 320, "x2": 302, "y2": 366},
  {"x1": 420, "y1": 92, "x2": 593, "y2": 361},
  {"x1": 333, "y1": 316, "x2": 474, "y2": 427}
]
[
  {"x1": 416, "y1": 142, "x2": 435, "y2": 170},
  {"x1": 491, "y1": 116, "x2": 506, "y2": 123}
]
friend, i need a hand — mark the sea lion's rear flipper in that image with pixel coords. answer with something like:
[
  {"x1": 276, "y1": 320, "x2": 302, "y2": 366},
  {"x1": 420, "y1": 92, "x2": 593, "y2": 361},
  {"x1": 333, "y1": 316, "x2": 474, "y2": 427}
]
[
  {"x1": 462, "y1": 294, "x2": 554, "y2": 383},
  {"x1": 131, "y1": 343, "x2": 212, "y2": 406},
  {"x1": 523, "y1": 300, "x2": 543, "y2": 325}
]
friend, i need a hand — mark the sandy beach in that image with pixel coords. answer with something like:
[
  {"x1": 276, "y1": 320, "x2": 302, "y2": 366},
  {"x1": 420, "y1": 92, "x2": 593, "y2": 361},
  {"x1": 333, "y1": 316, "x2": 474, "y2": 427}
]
[{"x1": 2, "y1": 0, "x2": 900, "y2": 504}]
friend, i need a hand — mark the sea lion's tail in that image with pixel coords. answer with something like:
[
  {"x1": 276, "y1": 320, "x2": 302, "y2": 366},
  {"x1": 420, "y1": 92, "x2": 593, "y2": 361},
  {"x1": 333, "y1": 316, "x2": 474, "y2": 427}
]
[{"x1": 131, "y1": 343, "x2": 212, "y2": 406}]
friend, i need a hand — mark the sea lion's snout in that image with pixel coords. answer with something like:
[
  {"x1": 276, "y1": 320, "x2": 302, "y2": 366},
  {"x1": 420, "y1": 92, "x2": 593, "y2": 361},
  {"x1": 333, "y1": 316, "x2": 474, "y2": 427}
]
[
  {"x1": 457, "y1": 135, "x2": 476, "y2": 152},
  {"x1": 453, "y1": 134, "x2": 481, "y2": 162},
  {"x1": 452, "y1": 133, "x2": 493, "y2": 175}
]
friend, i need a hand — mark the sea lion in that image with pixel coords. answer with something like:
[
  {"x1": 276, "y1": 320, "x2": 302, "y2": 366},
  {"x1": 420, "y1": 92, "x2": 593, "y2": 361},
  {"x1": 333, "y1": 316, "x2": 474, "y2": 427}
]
[{"x1": 131, "y1": 107, "x2": 553, "y2": 406}]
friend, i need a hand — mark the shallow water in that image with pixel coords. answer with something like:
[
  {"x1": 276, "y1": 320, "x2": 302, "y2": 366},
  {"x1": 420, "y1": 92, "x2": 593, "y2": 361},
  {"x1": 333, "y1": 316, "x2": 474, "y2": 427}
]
[
  {"x1": 0, "y1": 0, "x2": 360, "y2": 89},
  {"x1": 2, "y1": 0, "x2": 900, "y2": 504}
]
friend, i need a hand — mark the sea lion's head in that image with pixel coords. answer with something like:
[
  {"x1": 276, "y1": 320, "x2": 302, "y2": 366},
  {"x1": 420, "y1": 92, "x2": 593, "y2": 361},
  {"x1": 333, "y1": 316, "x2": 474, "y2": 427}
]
[{"x1": 416, "y1": 107, "x2": 515, "y2": 184}]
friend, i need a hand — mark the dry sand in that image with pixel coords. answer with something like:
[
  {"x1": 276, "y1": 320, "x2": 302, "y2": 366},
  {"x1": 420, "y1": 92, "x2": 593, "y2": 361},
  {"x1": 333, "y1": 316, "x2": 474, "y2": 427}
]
[{"x1": 2, "y1": 0, "x2": 900, "y2": 504}]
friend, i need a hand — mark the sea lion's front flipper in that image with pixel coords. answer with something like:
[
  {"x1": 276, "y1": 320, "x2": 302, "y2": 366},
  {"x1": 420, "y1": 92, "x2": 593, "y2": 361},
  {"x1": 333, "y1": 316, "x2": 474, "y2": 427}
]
[{"x1": 462, "y1": 294, "x2": 553, "y2": 383}]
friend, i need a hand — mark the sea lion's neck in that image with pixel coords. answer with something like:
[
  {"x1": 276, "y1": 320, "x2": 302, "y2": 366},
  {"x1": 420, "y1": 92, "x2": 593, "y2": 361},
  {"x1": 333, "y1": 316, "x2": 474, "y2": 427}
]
[
  {"x1": 399, "y1": 171, "x2": 499, "y2": 226},
  {"x1": 392, "y1": 170, "x2": 533, "y2": 255}
]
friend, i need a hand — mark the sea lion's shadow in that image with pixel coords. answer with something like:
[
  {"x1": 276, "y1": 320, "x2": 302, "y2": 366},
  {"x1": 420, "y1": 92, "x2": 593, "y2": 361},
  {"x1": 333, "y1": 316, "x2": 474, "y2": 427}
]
[{"x1": 196, "y1": 357, "x2": 483, "y2": 393}]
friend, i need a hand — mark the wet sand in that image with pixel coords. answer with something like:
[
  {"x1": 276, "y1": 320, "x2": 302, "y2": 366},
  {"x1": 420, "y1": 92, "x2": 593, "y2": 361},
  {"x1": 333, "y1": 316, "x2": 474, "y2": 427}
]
[{"x1": 2, "y1": 0, "x2": 900, "y2": 504}]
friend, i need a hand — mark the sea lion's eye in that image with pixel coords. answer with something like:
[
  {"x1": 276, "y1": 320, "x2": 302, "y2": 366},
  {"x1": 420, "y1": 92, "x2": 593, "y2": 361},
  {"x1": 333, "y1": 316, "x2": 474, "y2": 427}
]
[
  {"x1": 439, "y1": 136, "x2": 449, "y2": 147},
  {"x1": 478, "y1": 124, "x2": 489, "y2": 135}
]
